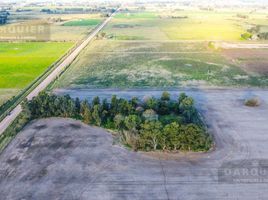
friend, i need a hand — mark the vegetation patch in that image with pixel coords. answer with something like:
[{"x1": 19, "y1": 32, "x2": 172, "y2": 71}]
[
  {"x1": 0, "y1": 111, "x2": 30, "y2": 152},
  {"x1": 53, "y1": 41, "x2": 268, "y2": 89},
  {"x1": 105, "y1": 10, "x2": 250, "y2": 41},
  {"x1": 244, "y1": 97, "x2": 260, "y2": 107},
  {"x1": 115, "y1": 12, "x2": 157, "y2": 19},
  {"x1": 63, "y1": 19, "x2": 102, "y2": 26},
  {"x1": 0, "y1": 92, "x2": 212, "y2": 153},
  {"x1": 111, "y1": 35, "x2": 146, "y2": 40},
  {"x1": 112, "y1": 24, "x2": 140, "y2": 28}
]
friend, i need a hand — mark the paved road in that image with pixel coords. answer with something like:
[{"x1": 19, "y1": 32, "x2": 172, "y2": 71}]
[{"x1": 0, "y1": 8, "x2": 119, "y2": 135}]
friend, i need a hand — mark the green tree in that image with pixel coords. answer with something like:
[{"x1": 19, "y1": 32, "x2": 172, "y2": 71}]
[
  {"x1": 114, "y1": 114, "x2": 125, "y2": 131},
  {"x1": 163, "y1": 122, "x2": 181, "y2": 150},
  {"x1": 92, "y1": 96, "x2": 100, "y2": 106},
  {"x1": 101, "y1": 99, "x2": 110, "y2": 122},
  {"x1": 140, "y1": 121, "x2": 163, "y2": 150},
  {"x1": 241, "y1": 32, "x2": 252, "y2": 40},
  {"x1": 178, "y1": 93, "x2": 187, "y2": 104},
  {"x1": 178, "y1": 124, "x2": 210, "y2": 151},
  {"x1": 158, "y1": 100, "x2": 170, "y2": 115},
  {"x1": 92, "y1": 105, "x2": 102, "y2": 126},
  {"x1": 142, "y1": 109, "x2": 158, "y2": 121},
  {"x1": 80, "y1": 100, "x2": 90, "y2": 115},
  {"x1": 118, "y1": 99, "x2": 131, "y2": 115},
  {"x1": 124, "y1": 115, "x2": 141, "y2": 134},
  {"x1": 83, "y1": 106, "x2": 92, "y2": 124},
  {"x1": 130, "y1": 97, "x2": 139, "y2": 108},
  {"x1": 179, "y1": 97, "x2": 197, "y2": 123},
  {"x1": 111, "y1": 95, "x2": 118, "y2": 116},
  {"x1": 161, "y1": 91, "x2": 170, "y2": 101},
  {"x1": 75, "y1": 97, "x2": 81, "y2": 116},
  {"x1": 145, "y1": 97, "x2": 158, "y2": 110},
  {"x1": 102, "y1": 99, "x2": 109, "y2": 111}
]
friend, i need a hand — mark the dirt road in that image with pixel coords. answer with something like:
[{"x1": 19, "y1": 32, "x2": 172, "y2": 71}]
[
  {"x1": 0, "y1": 9, "x2": 119, "y2": 135},
  {"x1": 220, "y1": 42, "x2": 268, "y2": 49}
]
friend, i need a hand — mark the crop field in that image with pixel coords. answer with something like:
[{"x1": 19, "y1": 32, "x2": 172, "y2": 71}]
[
  {"x1": 51, "y1": 8, "x2": 268, "y2": 91},
  {"x1": 102, "y1": 9, "x2": 268, "y2": 41},
  {"x1": 63, "y1": 18, "x2": 102, "y2": 26},
  {"x1": 0, "y1": 11, "x2": 105, "y2": 106},
  {"x1": 49, "y1": 26, "x2": 90, "y2": 41},
  {"x1": 52, "y1": 40, "x2": 268, "y2": 90},
  {"x1": 1, "y1": 13, "x2": 104, "y2": 42},
  {"x1": 114, "y1": 12, "x2": 158, "y2": 19},
  {"x1": 0, "y1": 42, "x2": 73, "y2": 104}
]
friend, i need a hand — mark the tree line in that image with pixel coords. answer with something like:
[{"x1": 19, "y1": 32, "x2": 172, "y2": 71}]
[
  {"x1": 21, "y1": 91, "x2": 212, "y2": 152},
  {"x1": 0, "y1": 11, "x2": 9, "y2": 25}
]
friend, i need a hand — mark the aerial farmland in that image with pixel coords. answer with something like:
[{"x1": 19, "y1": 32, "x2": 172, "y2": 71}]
[
  {"x1": 0, "y1": 5, "x2": 107, "y2": 106},
  {"x1": 1, "y1": 1, "x2": 268, "y2": 200}
]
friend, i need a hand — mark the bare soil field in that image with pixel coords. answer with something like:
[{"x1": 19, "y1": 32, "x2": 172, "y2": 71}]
[
  {"x1": 1, "y1": 90, "x2": 268, "y2": 200},
  {"x1": 222, "y1": 49, "x2": 268, "y2": 75}
]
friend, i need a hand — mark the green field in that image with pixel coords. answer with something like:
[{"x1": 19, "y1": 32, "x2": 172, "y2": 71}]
[
  {"x1": 114, "y1": 12, "x2": 157, "y2": 19},
  {"x1": 63, "y1": 19, "x2": 102, "y2": 26},
  {"x1": 52, "y1": 8, "x2": 268, "y2": 90},
  {"x1": 1, "y1": 13, "x2": 103, "y2": 42},
  {"x1": 53, "y1": 40, "x2": 268, "y2": 89},
  {"x1": 103, "y1": 10, "x2": 268, "y2": 41},
  {"x1": 0, "y1": 42, "x2": 73, "y2": 104}
]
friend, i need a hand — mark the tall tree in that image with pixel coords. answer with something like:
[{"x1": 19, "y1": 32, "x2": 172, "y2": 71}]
[
  {"x1": 163, "y1": 122, "x2": 181, "y2": 151},
  {"x1": 161, "y1": 91, "x2": 171, "y2": 101},
  {"x1": 140, "y1": 121, "x2": 163, "y2": 150},
  {"x1": 124, "y1": 115, "x2": 141, "y2": 135},
  {"x1": 92, "y1": 96, "x2": 100, "y2": 106},
  {"x1": 114, "y1": 114, "x2": 125, "y2": 131},
  {"x1": 92, "y1": 104, "x2": 102, "y2": 126},
  {"x1": 83, "y1": 106, "x2": 92, "y2": 124}
]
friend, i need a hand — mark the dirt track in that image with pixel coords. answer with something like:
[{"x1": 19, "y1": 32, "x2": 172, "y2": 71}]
[
  {"x1": 1, "y1": 90, "x2": 268, "y2": 200},
  {"x1": 220, "y1": 42, "x2": 268, "y2": 49}
]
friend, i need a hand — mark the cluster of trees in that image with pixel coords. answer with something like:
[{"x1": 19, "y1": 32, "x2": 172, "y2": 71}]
[
  {"x1": 0, "y1": 11, "x2": 9, "y2": 25},
  {"x1": 248, "y1": 25, "x2": 261, "y2": 35},
  {"x1": 258, "y1": 32, "x2": 268, "y2": 40},
  {"x1": 23, "y1": 92, "x2": 212, "y2": 152},
  {"x1": 247, "y1": 25, "x2": 268, "y2": 40}
]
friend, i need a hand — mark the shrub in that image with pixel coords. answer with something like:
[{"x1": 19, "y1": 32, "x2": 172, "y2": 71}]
[
  {"x1": 241, "y1": 32, "x2": 252, "y2": 40},
  {"x1": 244, "y1": 97, "x2": 260, "y2": 107}
]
